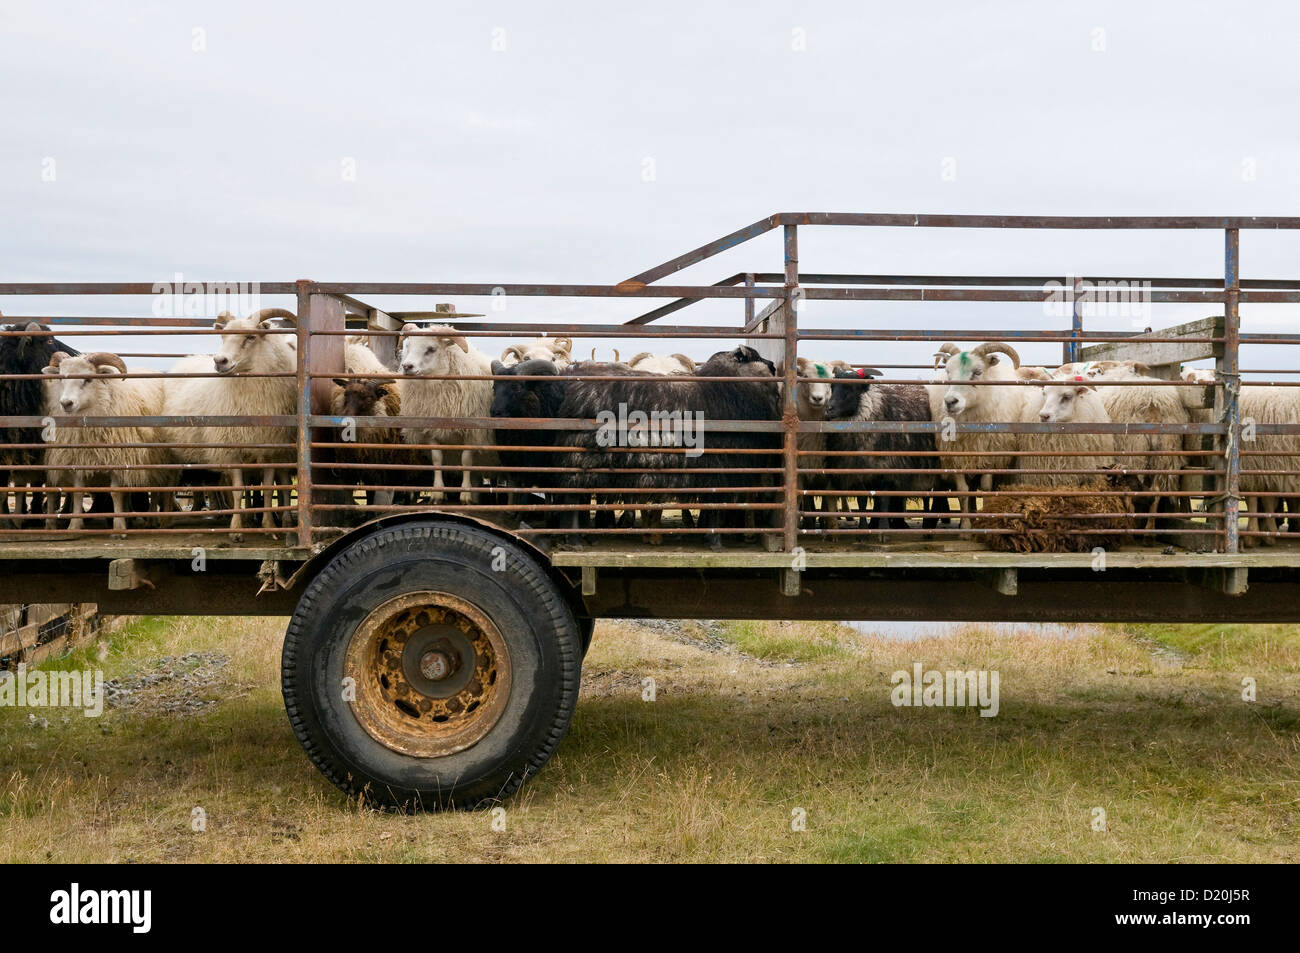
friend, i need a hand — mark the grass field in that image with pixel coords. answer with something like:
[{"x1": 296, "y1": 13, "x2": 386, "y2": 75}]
[{"x1": 1, "y1": 613, "x2": 1296, "y2": 863}]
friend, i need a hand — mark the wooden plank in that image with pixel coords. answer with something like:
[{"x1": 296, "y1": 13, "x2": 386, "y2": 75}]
[
  {"x1": 367, "y1": 309, "x2": 401, "y2": 370},
  {"x1": 990, "y1": 567, "x2": 1018, "y2": 595},
  {"x1": 746, "y1": 300, "x2": 785, "y2": 366},
  {"x1": 548, "y1": 547, "x2": 1294, "y2": 570},
  {"x1": 1079, "y1": 315, "x2": 1224, "y2": 367}
]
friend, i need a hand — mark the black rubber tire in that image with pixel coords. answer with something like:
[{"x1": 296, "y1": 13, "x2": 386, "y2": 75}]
[
  {"x1": 578, "y1": 616, "x2": 595, "y2": 658},
  {"x1": 281, "y1": 520, "x2": 582, "y2": 811}
]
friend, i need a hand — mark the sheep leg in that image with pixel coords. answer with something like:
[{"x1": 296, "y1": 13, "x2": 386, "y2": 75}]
[
  {"x1": 460, "y1": 448, "x2": 475, "y2": 504},
  {"x1": 228, "y1": 467, "x2": 244, "y2": 533},
  {"x1": 261, "y1": 467, "x2": 277, "y2": 530},
  {"x1": 644, "y1": 507, "x2": 663, "y2": 545},
  {"x1": 68, "y1": 473, "x2": 85, "y2": 532},
  {"x1": 429, "y1": 447, "x2": 445, "y2": 503},
  {"x1": 109, "y1": 473, "x2": 128, "y2": 535},
  {"x1": 1259, "y1": 494, "x2": 1279, "y2": 546},
  {"x1": 954, "y1": 474, "x2": 972, "y2": 533}
]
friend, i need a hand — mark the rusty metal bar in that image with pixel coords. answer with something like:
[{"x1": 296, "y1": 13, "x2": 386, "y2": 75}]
[
  {"x1": 1223, "y1": 229, "x2": 1242, "y2": 553},
  {"x1": 781, "y1": 224, "x2": 799, "y2": 553},
  {"x1": 295, "y1": 280, "x2": 313, "y2": 545}
]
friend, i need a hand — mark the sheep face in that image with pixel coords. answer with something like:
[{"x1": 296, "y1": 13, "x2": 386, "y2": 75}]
[
  {"x1": 399, "y1": 324, "x2": 469, "y2": 376},
  {"x1": 211, "y1": 312, "x2": 287, "y2": 375},
  {"x1": 1037, "y1": 380, "x2": 1095, "y2": 423},
  {"x1": 42, "y1": 353, "x2": 126, "y2": 414},
  {"x1": 332, "y1": 378, "x2": 395, "y2": 418},
  {"x1": 938, "y1": 344, "x2": 1020, "y2": 417},
  {"x1": 942, "y1": 353, "x2": 998, "y2": 416},
  {"x1": 490, "y1": 359, "x2": 559, "y2": 419},
  {"x1": 796, "y1": 357, "x2": 834, "y2": 410}
]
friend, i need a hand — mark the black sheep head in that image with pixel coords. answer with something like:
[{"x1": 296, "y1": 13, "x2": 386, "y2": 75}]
[
  {"x1": 827, "y1": 367, "x2": 882, "y2": 419},
  {"x1": 490, "y1": 358, "x2": 563, "y2": 419},
  {"x1": 698, "y1": 345, "x2": 776, "y2": 378}
]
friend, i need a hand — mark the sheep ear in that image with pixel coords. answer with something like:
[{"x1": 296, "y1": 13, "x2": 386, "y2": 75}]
[
  {"x1": 214, "y1": 311, "x2": 234, "y2": 330},
  {"x1": 453, "y1": 336, "x2": 469, "y2": 352},
  {"x1": 400, "y1": 323, "x2": 420, "y2": 338},
  {"x1": 41, "y1": 364, "x2": 60, "y2": 376},
  {"x1": 1133, "y1": 362, "x2": 1152, "y2": 375},
  {"x1": 96, "y1": 363, "x2": 122, "y2": 376},
  {"x1": 332, "y1": 378, "x2": 348, "y2": 388},
  {"x1": 259, "y1": 320, "x2": 276, "y2": 330},
  {"x1": 490, "y1": 360, "x2": 507, "y2": 375}
]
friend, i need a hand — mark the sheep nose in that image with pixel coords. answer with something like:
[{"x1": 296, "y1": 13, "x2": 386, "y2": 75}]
[
  {"x1": 1039, "y1": 412, "x2": 1051, "y2": 422},
  {"x1": 401, "y1": 363, "x2": 414, "y2": 375},
  {"x1": 944, "y1": 397, "x2": 958, "y2": 411},
  {"x1": 213, "y1": 356, "x2": 229, "y2": 369},
  {"x1": 60, "y1": 398, "x2": 74, "y2": 411}
]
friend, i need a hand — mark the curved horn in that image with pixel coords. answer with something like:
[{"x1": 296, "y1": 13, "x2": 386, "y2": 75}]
[
  {"x1": 551, "y1": 336, "x2": 572, "y2": 354},
  {"x1": 932, "y1": 342, "x2": 960, "y2": 370},
  {"x1": 248, "y1": 308, "x2": 297, "y2": 326},
  {"x1": 671, "y1": 354, "x2": 696, "y2": 372},
  {"x1": 971, "y1": 341, "x2": 1020, "y2": 369},
  {"x1": 500, "y1": 345, "x2": 525, "y2": 362},
  {"x1": 45, "y1": 350, "x2": 71, "y2": 371},
  {"x1": 627, "y1": 351, "x2": 653, "y2": 367},
  {"x1": 87, "y1": 352, "x2": 128, "y2": 375}
]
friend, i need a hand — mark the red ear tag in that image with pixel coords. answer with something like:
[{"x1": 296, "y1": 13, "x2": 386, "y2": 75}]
[
  {"x1": 1072, "y1": 376, "x2": 1085, "y2": 381},
  {"x1": 856, "y1": 368, "x2": 866, "y2": 378}
]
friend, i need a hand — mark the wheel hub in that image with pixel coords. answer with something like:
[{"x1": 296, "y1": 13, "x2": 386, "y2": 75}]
[{"x1": 345, "y1": 592, "x2": 512, "y2": 758}]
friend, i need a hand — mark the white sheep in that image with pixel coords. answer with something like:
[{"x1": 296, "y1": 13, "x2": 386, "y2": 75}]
[
  {"x1": 1237, "y1": 386, "x2": 1300, "y2": 545},
  {"x1": 1076, "y1": 362, "x2": 1191, "y2": 529},
  {"x1": 626, "y1": 352, "x2": 696, "y2": 375},
  {"x1": 500, "y1": 336, "x2": 573, "y2": 370},
  {"x1": 1017, "y1": 377, "x2": 1117, "y2": 487},
  {"x1": 398, "y1": 323, "x2": 498, "y2": 502},
  {"x1": 41, "y1": 351, "x2": 176, "y2": 532},
  {"x1": 931, "y1": 342, "x2": 1031, "y2": 530},
  {"x1": 160, "y1": 308, "x2": 300, "y2": 532}
]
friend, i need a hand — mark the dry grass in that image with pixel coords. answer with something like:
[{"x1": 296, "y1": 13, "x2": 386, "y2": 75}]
[{"x1": 1, "y1": 613, "x2": 1296, "y2": 863}]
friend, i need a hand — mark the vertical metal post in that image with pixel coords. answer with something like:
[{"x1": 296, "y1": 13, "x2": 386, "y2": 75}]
[
  {"x1": 1222, "y1": 229, "x2": 1241, "y2": 552},
  {"x1": 744, "y1": 272, "x2": 755, "y2": 328},
  {"x1": 295, "y1": 280, "x2": 313, "y2": 546},
  {"x1": 781, "y1": 226, "x2": 800, "y2": 552},
  {"x1": 1067, "y1": 274, "x2": 1084, "y2": 364}
]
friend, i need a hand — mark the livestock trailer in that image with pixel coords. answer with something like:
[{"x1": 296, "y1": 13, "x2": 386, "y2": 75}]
[{"x1": 2, "y1": 212, "x2": 1299, "y2": 808}]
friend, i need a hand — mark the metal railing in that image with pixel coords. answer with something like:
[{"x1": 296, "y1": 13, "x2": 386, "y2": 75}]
[{"x1": 3, "y1": 213, "x2": 1299, "y2": 559}]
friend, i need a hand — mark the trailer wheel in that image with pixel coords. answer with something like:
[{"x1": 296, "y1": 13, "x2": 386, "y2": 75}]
[{"x1": 281, "y1": 521, "x2": 582, "y2": 810}]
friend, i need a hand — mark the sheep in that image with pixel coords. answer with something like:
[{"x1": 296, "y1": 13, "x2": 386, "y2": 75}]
[
  {"x1": 793, "y1": 356, "x2": 850, "y2": 526},
  {"x1": 1015, "y1": 376, "x2": 1117, "y2": 487},
  {"x1": 1236, "y1": 386, "x2": 1300, "y2": 545},
  {"x1": 825, "y1": 367, "x2": 939, "y2": 532},
  {"x1": 41, "y1": 351, "x2": 176, "y2": 532},
  {"x1": 397, "y1": 323, "x2": 498, "y2": 502},
  {"x1": 931, "y1": 342, "x2": 1031, "y2": 530},
  {"x1": 982, "y1": 473, "x2": 1139, "y2": 553},
  {"x1": 327, "y1": 377, "x2": 426, "y2": 514},
  {"x1": 1069, "y1": 363, "x2": 1192, "y2": 529},
  {"x1": 0, "y1": 320, "x2": 81, "y2": 528},
  {"x1": 489, "y1": 358, "x2": 569, "y2": 507},
  {"x1": 160, "y1": 308, "x2": 300, "y2": 532},
  {"x1": 627, "y1": 352, "x2": 696, "y2": 375},
  {"x1": 500, "y1": 336, "x2": 573, "y2": 370},
  {"x1": 552, "y1": 346, "x2": 781, "y2": 548}
]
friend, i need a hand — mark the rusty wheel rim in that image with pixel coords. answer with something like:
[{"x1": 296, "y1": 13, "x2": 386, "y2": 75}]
[{"x1": 345, "y1": 591, "x2": 511, "y2": 758}]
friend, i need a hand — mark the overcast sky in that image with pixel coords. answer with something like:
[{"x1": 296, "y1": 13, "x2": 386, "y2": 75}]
[{"x1": 2, "y1": 0, "x2": 1298, "y2": 371}]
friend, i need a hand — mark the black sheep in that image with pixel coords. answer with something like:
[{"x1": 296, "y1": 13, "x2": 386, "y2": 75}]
[
  {"x1": 553, "y1": 346, "x2": 781, "y2": 545},
  {"x1": 1, "y1": 322, "x2": 81, "y2": 526},
  {"x1": 826, "y1": 367, "x2": 941, "y2": 531}
]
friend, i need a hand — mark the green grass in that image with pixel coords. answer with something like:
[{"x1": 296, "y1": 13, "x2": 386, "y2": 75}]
[{"x1": 0, "y1": 614, "x2": 1295, "y2": 862}]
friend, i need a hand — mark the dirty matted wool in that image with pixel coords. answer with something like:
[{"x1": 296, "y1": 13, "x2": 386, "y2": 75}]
[{"x1": 981, "y1": 477, "x2": 1134, "y2": 553}]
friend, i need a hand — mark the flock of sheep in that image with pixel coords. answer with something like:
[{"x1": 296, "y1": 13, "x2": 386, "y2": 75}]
[{"x1": 1, "y1": 306, "x2": 1297, "y2": 547}]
